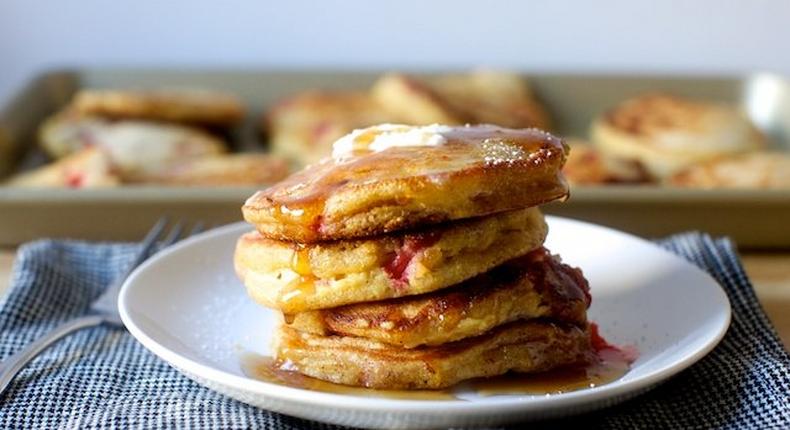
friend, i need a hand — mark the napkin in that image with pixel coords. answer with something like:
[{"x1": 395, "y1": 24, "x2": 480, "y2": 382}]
[{"x1": 0, "y1": 234, "x2": 788, "y2": 429}]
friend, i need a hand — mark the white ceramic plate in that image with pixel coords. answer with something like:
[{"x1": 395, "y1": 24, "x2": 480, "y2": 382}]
[{"x1": 119, "y1": 217, "x2": 731, "y2": 429}]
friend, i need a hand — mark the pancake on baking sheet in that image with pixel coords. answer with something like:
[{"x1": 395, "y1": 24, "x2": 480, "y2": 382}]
[
  {"x1": 235, "y1": 207, "x2": 547, "y2": 313},
  {"x1": 130, "y1": 153, "x2": 290, "y2": 186},
  {"x1": 371, "y1": 71, "x2": 552, "y2": 130},
  {"x1": 38, "y1": 110, "x2": 110, "y2": 159},
  {"x1": 264, "y1": 91, "x2": 397, "y2": 166},
  {"x1": 286, "y1": 247, "x2": 590, "y2": 348},
  {"x1": 71, "y1": 88, "x2": 245, "y2": 128},
  {"x1": 5, "y1": 146, "x2": 119, "y2": 188},
  {"x1": 242, "y1": 124, "x2": 568, "y2": 243},
  {"x1": 591, "y1": 93, "x2": 766, "y2": 178},
  {"x1": 274, "y1": 320, "x2": 591, "y2": 390},
  {"x1": 562, "y1": 138, "x2": 653, "y2": 185},
  {"x1": 370, "y1": 74, "x2": 461, "y2": 125},
  {"x1": 668, "y1": 152, "x2": 790, "y2": 189},
  {"x1": 38, "y1": 112, "x2": 226, "y2": 175}
]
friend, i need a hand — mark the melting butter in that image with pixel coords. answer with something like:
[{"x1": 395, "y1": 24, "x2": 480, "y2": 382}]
[{"x1": 331, "y1": 124, "x2": 452, "y2": 160}]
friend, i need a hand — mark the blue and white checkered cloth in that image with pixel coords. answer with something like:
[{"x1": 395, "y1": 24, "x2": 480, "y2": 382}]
[{"x1": 0, "y1": 234, "x2": 788, "y2": 429}]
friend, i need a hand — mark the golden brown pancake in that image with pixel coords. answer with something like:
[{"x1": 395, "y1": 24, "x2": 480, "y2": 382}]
[
  {"x1": 131, "y1": 153, "x2": 290, "y2": 186},
  {"x1": 265, "y1": 91, "x2": 397, "y2": 166},
  {"x1": 668, "y1": 152, "x2": 790, "y2": 189},
  {"x1": 371, "y1": 72, "x2": 552, "y2": 130},
  {"x1": 370, "y1": 74, "x2": 462, "y2": 125},
  {"x1": 287, "y1": 247, "x2": 590, "y2": 347},
  {"x1": 72, "y1": 88, "x2": 245, "y2": 127},
  {"x1": 430, "y1": 71, "x2": 552, "y2": 131},
  {"x1": 235, "y1": 208, "x2": 547, "y2": 313},
  {"x1": 242, "y1": 124, "x2": 568, "y2": 243},
  {"x1": 274, "y1": 320, "x2": 591, "y2": 389},
  {"x1": 591, "y1": 93, "x2": 766, "y2": 178}
]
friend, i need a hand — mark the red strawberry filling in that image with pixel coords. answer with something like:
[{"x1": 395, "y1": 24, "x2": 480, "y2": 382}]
[
  {"x1": 383, "y1": 232, "x2": 441, "y2": 291},
  {"x1": 524, "y1": 247, "x2": 592, "y2": 308},
  {"x1": 65, "y1": 170, "x2": 84, "y2": 188}
]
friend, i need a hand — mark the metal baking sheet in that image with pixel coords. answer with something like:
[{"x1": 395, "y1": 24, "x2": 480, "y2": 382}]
[{"x1": 1, "y1": 70, "x2": 789, "y2": 248}]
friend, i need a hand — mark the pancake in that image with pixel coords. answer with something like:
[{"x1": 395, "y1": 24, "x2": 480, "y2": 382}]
[
  {"x1": 430, "y1": 71, "x2": 552, "y2": 130},
  {"x1": 38, "y1": 112, "x2": 227, "y2": 178},
  {"x1": 235, "y1": 207, "x2": 547, "y2": 313},
  {"x1": 562, "y1": 139, "x2": 653, "y2": 185},
  {"x1": 274, "y1": 320, "x2": 591, "y2": 389},
  {"x1": 265, "y1": 91, "x2": 397, "y2": 166},
  {"x1": 370, "y1": 74, "x2": 461, "y2": 125},
  {"x1": 371, "y1": 72, "x2": 552, "y2": 130},
  {"x1": 38, "y1": 110, "x2": 108, "y2": 159},
  {"x1": 72, "y1": 88, "x2": 245, "y2": 127},
  {"x1": 243, "y1": 124, "x2": 568, "y2": 242},
  {"x1": 130, "y1": 153, "x2": 290, "y2": 186},
  {"x1": 89, "y1": 120, "x2": 226, "y2": 181},
  {"x1": 5, "y1": 147, "x2": 119, "y2": 188},
  {"x1": 591, "y1": 93, "x2": 766, "y2": 178},
  {"x1": 668, "y1": 152, "x2": 790, "y2": 189},
  {"x1": 287, "y1": 247, "x2": 590, "y2": 347}
]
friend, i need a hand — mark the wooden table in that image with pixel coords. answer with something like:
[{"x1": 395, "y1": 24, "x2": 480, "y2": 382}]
[{"x1": 0, "y1": 248, "x2": 788, "y2": 350}]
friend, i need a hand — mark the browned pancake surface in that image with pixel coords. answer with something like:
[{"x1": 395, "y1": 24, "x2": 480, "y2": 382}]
[
  {"x1": 288, "y1": 247, "x2": 590, "y2": 347},
  {"x1": 243, "y1": 125, "x2": 568, "y2": 242}
]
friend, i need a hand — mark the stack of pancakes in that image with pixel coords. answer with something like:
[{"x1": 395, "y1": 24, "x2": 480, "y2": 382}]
[{"x1": 235, "y1": 124, "x2": 594, "y2": 389}]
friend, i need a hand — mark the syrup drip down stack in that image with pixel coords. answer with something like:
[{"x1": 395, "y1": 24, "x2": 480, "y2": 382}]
[{"x1": 235, "y1": 124, "x2": 595, "y2": 389}]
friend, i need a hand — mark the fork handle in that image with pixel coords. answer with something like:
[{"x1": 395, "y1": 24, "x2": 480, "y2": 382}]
[{"x1": 0, "y1": 315, "x2": 105, "y2": 396}]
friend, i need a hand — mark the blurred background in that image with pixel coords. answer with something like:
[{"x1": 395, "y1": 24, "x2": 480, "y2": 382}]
[
  {"x1": 2, "y1": 0, "x2": 790, "y2": 247},
  {"x1": 2, "y1": 0, "x2": 790, "y2": 105}
]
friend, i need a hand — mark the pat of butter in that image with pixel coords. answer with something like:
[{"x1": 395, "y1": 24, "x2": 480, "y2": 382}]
[{"x1": 331, "y1": 124, "x2": 452, "y2": 160}]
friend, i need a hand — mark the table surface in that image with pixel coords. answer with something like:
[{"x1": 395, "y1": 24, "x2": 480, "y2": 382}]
[{"x1": 0, "y1": 248, "x2": 788, "y2": 350}]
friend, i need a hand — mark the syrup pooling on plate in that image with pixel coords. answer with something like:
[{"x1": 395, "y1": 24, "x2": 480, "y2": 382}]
[
  {"x1": 469, "y1": 350, "x2": 631, "y2": 396},
  {"x1": 244, "y1": 125, "x2": 566, "y2": 237},
  {"x1": 465, "y1": 325, "x2": 637, "y2": 397},
  {"x1": 244, "y1": 322, "x2": 637, "y2": 398},
  {"x1": 241, "y1": 347, "x2": 633, "y2": 399},
  {"x1": 240, "y1": 354, "x2": 457, "y2": 400}
]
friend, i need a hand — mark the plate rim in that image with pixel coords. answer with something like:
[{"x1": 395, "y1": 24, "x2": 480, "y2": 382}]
[{"x1": 118, "y1": 217, "x2": 732, "y2": 416}]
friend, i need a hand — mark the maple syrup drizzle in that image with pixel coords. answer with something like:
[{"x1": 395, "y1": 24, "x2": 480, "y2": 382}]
[
  {"x1": 280, "y1": 276, "x2": 317, "y2": 308},
  {"x1": 277, "y1": 246, "x2": 319, "y2": 307},
  {"x1": 291, "y1": 247, "x2": 312, "y2": 276},
  {"x1": 240, "y1": 349, "x2": 632, "y2": 400}
]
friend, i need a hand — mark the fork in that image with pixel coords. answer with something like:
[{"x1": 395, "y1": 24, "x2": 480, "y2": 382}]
[{"x1": 0, "y1": 218, "x2": 204, "y2": 396}]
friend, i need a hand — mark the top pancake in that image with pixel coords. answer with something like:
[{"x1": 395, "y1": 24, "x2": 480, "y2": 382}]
[{"x1": 243, "y1": 124, "x2": 568, "y2": 242}]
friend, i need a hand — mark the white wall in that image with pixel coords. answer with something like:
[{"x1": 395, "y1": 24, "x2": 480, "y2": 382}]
[{"x1": 1, "y1": 0, "x2": 788, "y2": 105}]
